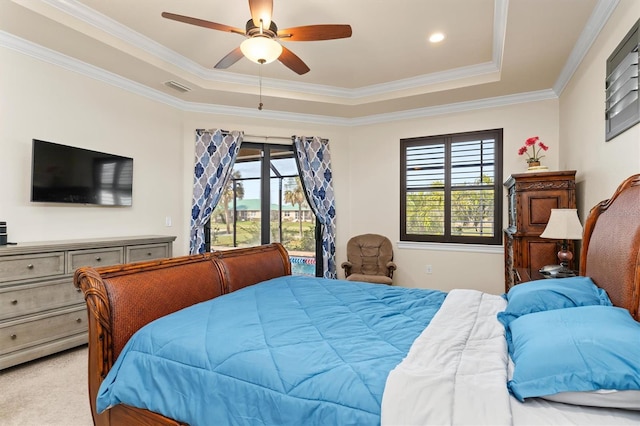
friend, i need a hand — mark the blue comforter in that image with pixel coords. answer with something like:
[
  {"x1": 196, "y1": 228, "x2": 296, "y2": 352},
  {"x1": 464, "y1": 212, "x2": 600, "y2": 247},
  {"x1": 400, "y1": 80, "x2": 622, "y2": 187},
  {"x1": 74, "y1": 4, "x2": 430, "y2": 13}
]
[{"x1": 97, "y1": 275, "x2": 446, "y2": 425}]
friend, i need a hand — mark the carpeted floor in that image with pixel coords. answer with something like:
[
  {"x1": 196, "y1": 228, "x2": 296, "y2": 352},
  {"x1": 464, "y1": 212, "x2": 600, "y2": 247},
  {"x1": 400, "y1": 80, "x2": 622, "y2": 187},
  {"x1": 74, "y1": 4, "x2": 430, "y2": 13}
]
[{"x1": 0, "y1": 345, "x2": 92, "y2": 426}]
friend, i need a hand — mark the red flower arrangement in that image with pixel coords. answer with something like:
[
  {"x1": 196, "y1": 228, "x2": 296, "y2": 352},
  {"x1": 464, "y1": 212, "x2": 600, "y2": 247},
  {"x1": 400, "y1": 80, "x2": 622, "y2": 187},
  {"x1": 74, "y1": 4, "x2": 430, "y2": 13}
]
[{"x1": 518, "y1": 136, "x2": 548, "y2": 164}]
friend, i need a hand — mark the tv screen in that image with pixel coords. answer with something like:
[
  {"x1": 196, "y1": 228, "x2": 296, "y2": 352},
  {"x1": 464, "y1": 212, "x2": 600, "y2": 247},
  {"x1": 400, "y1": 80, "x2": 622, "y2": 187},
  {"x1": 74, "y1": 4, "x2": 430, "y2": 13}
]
[{"x1": 31, "y1": 139, "x2": 133, "y2": 206}]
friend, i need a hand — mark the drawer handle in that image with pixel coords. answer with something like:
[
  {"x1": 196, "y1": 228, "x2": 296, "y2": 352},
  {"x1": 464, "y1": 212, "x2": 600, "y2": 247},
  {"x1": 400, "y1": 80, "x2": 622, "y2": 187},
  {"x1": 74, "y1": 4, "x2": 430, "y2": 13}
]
[
  {"x1": 11, "y1": 299, "x2": 18, "y2": 305},
  {"x1": 10, "y1": 334, "x2": 17, "y2": 340},
  {"x1": 95, "y1": 256, "x2": 102, "y2": 261},
  {"x1": 76, "y1": 318, "x2": 82, "y2": 323},
  {"x1": 147, "y1": 252, "x2": 152, "y2": 256},
  {"x1": 27, "y1": 264, "x2": 34, "y2": 269}
]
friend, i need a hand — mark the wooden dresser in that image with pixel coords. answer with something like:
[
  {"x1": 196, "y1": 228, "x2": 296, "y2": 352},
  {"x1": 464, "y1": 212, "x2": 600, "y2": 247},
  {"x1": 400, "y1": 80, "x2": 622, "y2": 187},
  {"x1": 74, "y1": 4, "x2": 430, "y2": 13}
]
[
  {"x1": 0, "y1": 235, "x2": 175, "y2": 369},
  {"x1": 503, "y1": 170, "x2": 576, "y2": 291}
]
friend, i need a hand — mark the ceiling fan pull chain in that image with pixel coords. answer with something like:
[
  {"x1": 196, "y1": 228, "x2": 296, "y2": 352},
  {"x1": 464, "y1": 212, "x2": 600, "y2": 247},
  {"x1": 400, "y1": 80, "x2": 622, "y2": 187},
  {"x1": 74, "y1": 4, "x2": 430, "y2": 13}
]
[{"x1": 258, "y1": 59, "x2": 265, "y2": 110}]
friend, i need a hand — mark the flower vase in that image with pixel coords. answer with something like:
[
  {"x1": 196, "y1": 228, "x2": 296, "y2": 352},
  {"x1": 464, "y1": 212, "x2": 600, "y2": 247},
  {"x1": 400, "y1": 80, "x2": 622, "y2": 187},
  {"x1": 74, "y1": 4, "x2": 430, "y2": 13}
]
[{"x1": 527, "y1": 161, "x2": 548, "y2": 172}]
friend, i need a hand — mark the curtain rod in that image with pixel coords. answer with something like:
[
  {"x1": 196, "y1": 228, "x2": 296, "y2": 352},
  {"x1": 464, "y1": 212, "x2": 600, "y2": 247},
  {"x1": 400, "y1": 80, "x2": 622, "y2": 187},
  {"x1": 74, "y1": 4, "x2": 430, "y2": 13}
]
[
  {"x1": 243, "y1": 134, "x2": 292, "y2": 142},
  {"x1": 202, "y1": 129, "x2": 291, "y2": 142},
  {"x1": 199, "y1": 130, "x2": 314, "y2": 143}
]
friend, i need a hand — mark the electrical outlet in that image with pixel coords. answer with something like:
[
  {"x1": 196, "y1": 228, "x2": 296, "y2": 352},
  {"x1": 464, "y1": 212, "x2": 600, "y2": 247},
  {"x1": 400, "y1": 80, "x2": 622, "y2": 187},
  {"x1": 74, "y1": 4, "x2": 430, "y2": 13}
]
[{"x1": 426, "y1": 264, "x2": 433, "y2": 274}]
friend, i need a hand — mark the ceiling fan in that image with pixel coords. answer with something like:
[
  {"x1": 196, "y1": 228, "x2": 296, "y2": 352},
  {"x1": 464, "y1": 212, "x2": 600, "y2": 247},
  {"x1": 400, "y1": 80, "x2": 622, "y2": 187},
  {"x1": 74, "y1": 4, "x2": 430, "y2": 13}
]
[{"x1": 162, "y1": 0, "x2": 353, "y2": 75}]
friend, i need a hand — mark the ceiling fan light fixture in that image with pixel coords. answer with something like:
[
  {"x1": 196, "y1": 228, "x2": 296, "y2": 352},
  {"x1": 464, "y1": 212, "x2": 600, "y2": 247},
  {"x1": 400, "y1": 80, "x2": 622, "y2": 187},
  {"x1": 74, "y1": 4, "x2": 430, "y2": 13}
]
[{"x1": 240, "y1": 36, "x2": 283, "y2": 64}]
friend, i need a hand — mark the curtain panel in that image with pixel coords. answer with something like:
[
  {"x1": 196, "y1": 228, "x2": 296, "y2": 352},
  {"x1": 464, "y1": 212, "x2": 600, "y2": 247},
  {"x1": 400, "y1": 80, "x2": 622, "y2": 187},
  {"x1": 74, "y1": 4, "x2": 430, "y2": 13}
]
[
  {"x1": 190, "y1": 129, "x2": 242, "y2": 254},
  {"x1": 293, "y1": 136, "x2": 337, "y2": 279}
]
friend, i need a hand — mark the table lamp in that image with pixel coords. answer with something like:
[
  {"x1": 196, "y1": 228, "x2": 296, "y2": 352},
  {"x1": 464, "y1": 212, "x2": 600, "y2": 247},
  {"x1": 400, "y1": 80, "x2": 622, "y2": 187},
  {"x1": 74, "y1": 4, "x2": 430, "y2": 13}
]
[{"x1": 540, "y1": 208, "x2": 583, "y2": 272}]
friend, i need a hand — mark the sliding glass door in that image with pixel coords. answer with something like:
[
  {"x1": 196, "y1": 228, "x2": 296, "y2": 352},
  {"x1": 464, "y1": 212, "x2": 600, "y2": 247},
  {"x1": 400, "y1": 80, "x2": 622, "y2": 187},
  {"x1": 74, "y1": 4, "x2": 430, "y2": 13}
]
[{"x1": 206, "y1": 142, "x2": 317, "y2": 276}]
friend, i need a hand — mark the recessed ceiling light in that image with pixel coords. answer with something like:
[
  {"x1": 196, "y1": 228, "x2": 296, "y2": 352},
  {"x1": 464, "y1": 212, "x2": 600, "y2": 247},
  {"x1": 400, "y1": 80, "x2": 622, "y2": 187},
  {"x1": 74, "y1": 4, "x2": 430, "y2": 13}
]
[{"x1": 429, "y1": 32, "x2": 445, "y2": 43}]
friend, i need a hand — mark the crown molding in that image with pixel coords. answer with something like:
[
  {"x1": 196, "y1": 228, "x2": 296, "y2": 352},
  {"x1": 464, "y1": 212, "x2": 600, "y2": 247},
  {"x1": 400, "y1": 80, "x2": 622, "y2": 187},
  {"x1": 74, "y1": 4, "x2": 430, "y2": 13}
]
[
  {"x1": 38, "y1": 0, "x2": 508, "y2": 101},
  {"x1": 20, "y1": 0, "x2": 614, "y2": 105},
  {"x1": 182, "y1": 89, "x2": 557, "y2": 127},
  {"x1": 0, "y1": 0, "x2": 614, "y2": 128},
  {"x1": 1, "y1": 30, "x2": 558, "y2": 126},
  {"x1": 0, "y1": 30, "x2": 185, "y2": 111},
  {"x1": 553, "y1": 0, "x2": 619, "y2": 95},
  {"x1": 493, "y1": 0, "x2": 509, "y2": 68},
  {"x1": 181, "y1": 101, "x2": 353, "y2": 126},
  {"x1": 349, "y1": 89, "x2": 558, "y2": 126}
]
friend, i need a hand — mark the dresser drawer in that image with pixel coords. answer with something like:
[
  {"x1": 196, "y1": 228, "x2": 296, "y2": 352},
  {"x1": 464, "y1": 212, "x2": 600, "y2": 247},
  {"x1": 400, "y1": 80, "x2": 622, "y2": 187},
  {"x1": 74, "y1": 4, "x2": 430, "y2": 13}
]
[
  {"x1": 126, "y1": 243, "x2": 170, "y2": 263},
  {"x1": 0, "y1": 278, "x2": 82, "y2": 320},
  {"x1": 0, "y1": 306, "x2": 86, "y2": 356},
  {"x1": 0, "y1": 252, "x2": 65, "y2": 283},
  {"x1": 67, "y1": 247, "x2": 124, "y2": 272}
]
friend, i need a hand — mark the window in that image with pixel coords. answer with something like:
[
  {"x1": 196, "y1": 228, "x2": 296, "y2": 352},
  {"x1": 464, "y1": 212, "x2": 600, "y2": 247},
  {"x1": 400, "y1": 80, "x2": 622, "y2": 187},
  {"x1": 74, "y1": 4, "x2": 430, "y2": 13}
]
[
  {"x1": 205, "y1": 142, "x2": 318, "y2": 276},
  {"x1": 400, "y1": 129, "x2": 503, "y2": 245}
]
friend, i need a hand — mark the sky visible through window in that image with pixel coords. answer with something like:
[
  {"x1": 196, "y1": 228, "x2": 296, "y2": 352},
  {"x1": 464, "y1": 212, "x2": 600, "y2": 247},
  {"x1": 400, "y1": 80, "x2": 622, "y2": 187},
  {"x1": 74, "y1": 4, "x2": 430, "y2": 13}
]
[{"x1": 233, "y1": 156, "x2": 299, "y2": 201}]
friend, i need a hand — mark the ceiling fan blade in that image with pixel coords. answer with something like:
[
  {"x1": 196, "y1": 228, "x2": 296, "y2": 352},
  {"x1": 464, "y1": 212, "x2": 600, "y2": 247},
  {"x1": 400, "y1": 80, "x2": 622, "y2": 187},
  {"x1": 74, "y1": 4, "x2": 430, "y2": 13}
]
[
  {"x1": 278, "y1": 46, "x2": 310, "y2": 75},
  {"x1": 278, "y1": 25, "x2": 352, "y2": 41},
  {"x1": 248, "y1": 0, "x2": 273, "y2": 28},
  {"x1": 161, "y1": 12, "x2": 245, "y2": 35},
  {"x1": 214, "y1": 47, "x2": 245, "y2": 69}
]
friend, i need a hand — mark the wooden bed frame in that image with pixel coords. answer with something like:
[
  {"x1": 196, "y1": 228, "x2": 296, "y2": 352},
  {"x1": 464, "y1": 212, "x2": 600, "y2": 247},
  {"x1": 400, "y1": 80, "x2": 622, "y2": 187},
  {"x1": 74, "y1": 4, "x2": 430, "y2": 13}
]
[
  {"x1": 579, "y1": 174, "x2": 640, "y2": 320},
  {"x1": 74, "y1": 243, "x2": 291, "y2": 426},
  {"x1": 74, "y1": 175, "x2": 640, "y2": 426}
]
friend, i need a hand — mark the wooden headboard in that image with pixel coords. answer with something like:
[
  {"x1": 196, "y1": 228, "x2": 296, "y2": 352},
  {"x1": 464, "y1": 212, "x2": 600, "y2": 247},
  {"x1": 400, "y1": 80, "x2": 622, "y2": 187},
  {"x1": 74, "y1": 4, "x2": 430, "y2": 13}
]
[
  {"x1": 580, "y1": 174, "x2": 640, "y2": 320},
  {"x1": 74, "y1": 243, "x2": 291, "y2": 426}
]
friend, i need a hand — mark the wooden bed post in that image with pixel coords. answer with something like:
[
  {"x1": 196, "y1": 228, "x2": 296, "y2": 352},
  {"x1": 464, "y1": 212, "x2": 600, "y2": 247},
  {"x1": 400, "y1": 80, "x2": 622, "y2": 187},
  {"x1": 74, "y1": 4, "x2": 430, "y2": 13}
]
[{"x1": 74, "y1": 267, "x2": 115, "y2": 426}]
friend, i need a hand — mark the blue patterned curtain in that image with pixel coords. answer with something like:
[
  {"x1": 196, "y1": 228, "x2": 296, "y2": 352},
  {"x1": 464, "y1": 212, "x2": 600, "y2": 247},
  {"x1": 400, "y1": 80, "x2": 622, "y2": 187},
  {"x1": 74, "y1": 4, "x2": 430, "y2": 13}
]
[
  {"x1": 293, "y1": 136, "x2": 337, "y2": 279},
  {"x1": 190, "y1": 129, "x2": 243, "y2": 254}
]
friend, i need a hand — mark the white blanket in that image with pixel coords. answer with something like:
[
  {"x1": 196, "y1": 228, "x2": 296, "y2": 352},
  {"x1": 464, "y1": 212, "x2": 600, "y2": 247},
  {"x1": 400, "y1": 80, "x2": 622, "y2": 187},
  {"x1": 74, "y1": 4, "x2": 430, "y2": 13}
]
[{"x1": 381, "y1": 289, "x2": 640, "y2": 426}]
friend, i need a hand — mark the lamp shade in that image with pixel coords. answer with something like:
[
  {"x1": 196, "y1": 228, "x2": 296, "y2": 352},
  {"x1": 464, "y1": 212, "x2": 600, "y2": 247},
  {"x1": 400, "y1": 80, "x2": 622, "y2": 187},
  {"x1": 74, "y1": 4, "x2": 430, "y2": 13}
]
[
  {"x1": 240, "y1": 37, "x2": 282, "y2": 64},
  {"x1": 540, "y1": 209, "x2": 583, "y2": 240}
]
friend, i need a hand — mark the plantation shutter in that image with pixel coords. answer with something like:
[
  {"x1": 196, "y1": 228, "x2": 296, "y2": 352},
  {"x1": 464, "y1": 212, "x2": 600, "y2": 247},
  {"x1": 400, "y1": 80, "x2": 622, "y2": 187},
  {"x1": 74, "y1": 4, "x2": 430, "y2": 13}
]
[
  {"x1": 401, "y1": 129, "x2": 502, "y2": 245},
  {"x1": 405, "y1": 141, "x2": 446, "y2": 236},
  {"x1": 450, "y1": 135, "x2": 496, "y2": 239}
]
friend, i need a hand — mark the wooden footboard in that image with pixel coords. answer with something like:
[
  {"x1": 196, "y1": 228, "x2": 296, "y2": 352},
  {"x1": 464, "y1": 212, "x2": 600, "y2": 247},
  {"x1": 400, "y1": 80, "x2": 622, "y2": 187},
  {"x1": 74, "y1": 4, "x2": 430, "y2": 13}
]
[{"x1": 74, "y1": 243, "x2": 291, "y2": 426}]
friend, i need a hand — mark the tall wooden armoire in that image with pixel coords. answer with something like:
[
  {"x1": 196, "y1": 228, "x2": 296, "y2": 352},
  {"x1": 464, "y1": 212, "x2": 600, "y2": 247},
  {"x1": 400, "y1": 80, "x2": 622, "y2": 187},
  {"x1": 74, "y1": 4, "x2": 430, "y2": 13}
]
[{"x1": 503, "y1": 170, "x2": 577, "y2": 291}]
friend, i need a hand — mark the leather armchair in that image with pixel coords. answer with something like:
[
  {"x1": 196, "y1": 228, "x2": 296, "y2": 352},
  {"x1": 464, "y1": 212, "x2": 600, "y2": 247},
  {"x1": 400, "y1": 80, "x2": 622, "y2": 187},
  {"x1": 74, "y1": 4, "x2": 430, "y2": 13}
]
[{"x1": 341, "y1": 234, "x2": 396, "y2": 285}]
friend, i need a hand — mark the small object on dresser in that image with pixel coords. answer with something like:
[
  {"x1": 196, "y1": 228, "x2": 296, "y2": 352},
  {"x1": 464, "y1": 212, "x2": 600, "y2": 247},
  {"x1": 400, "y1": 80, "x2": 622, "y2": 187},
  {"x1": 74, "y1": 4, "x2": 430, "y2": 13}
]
[
  {"x1": 519, "y1": 136, "x2": 550, "y2": 171},
  {"x1": 539, "y1": 265, "x2": 576, "y2": 279}
]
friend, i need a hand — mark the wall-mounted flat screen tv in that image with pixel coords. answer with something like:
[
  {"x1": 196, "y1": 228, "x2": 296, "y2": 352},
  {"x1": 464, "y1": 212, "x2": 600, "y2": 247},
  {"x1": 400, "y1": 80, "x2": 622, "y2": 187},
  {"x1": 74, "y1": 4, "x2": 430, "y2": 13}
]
[{"x1": 31, "y1": 139, "x2": 133, "y2": 206}]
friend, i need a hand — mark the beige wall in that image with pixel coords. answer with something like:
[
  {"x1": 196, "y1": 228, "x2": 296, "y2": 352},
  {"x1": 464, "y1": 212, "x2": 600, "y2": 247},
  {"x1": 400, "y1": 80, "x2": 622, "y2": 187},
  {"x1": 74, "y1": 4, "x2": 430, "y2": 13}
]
[
  {"x1": 560, "y1": 0, "x2": 640, "y2": 216},
  {"x1": 3, "y1": 1, "x2": 635, "y2": 295},
  {"x1": 345, "y1": 100, "x2": 559, "y2": 294},
  {"x1": 0, "y1": 48, "x2": 187, "y2": 250}
]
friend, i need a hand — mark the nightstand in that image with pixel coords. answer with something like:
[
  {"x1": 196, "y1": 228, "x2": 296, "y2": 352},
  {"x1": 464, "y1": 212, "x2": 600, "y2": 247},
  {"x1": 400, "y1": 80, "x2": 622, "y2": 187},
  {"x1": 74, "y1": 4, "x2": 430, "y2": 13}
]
[
  {"x1": 514, "y1": 267, "x2": 577, "y2": 285},
  {"x1": 503, "y1": 170, "x2": 577, "y2": 291},
  {"x1": 515, "y1": 267, "x2": 543, "y2": 285}
]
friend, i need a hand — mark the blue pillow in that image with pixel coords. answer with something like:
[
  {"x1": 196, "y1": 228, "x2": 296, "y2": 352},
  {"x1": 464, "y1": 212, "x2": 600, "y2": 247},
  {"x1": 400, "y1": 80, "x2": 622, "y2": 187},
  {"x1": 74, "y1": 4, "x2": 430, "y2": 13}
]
[
  {"x1": 498, "y1": 276, "x2": 611, "y2": 335},
  {"x1": 507, "y1": 306, "x2": 640, "y2": 402}
]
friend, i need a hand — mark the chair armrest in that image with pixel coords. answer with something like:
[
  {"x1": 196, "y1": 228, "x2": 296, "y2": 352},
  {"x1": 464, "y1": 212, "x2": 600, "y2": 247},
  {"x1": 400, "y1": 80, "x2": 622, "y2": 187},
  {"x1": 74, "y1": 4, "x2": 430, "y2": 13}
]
[
  {"x1": 341, "y1": 261, "x2": 353, "y2": 277},
  {"x1": 386, "y1": 261, "x2": 397, "y2": 278}
]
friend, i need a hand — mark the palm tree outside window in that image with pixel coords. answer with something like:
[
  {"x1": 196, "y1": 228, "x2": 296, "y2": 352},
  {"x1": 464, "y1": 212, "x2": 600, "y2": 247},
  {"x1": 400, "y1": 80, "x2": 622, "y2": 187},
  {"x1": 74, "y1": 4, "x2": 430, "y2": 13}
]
[{"x1": 205, "y1": 142, "x2": 318, "y2": 276}]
